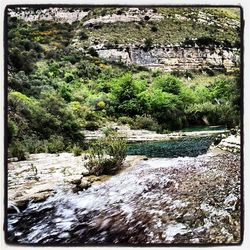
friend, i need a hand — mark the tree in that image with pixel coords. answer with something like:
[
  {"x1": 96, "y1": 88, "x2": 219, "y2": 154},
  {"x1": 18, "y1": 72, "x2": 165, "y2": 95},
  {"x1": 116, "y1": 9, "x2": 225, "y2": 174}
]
[
  {"x1": 149, "y1": 89, "x2": 185, "y2": 130},
  {"x1": 152, "y1": 74, "x2": 181, "y2": 95}
]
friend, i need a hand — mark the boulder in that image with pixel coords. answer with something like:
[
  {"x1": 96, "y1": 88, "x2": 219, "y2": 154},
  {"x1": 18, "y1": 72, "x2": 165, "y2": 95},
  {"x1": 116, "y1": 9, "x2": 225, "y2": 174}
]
[
  {"x1": 79, "y1": 177, "x2": 91, "y2": 190},
  {"x1": 66, "y1": 175, "x2": 83, "y2": 185}
]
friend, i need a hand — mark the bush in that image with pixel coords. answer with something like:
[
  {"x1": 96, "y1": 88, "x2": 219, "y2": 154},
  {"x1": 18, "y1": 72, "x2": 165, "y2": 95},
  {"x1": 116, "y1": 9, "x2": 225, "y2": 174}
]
[
  {"x1": 47, "y1": 135, "x2": 65, "y2": 153},
  {"x1": 203, "y1": 67, "x2": 215, "y2": 76},
  {"x1": 72, "y1": 144, "x2": 82, "y2": 156},
  {"x1": 8, "y1": 141, "x2": 28, "y2": 160},
  {"x1": 144, "y1": 38, "x2": 153, "y2": 51},
  {"x1": 102, "y1": 127, "x2": 117, "y2": 137},
  {"x1": 96, "y1": 100, "x2": 106, "y2": 110},
  {"x1": 153, "y1": 74, "x2": 181, "y2": 95},
  {"x1": 117, "y1": 116, "x2": 135, "y2": 126},
  {"x1": 131, "y1": 115, "x2": 160, "y2": 131},
  {"x1": 8, "y1": 119, "x2": 18, "y2": 144},
  {"x1": 88, "y1": 47, "x2": 99, "y2": 57},
  {"x1": 85, "y1": 132, "x2": 127, "y2": 175},
  {"x1": 151, "y1": 26, "x2": 158, "y2": 32},
  {"x1": 196, "y1": 36, "x2": 220, "y2": 47},
  {"x1": 84, "y1": 121, "x2": 100, "y2": 131},
  {"x1": 23, "y1": 137, "x2": 49, "y2": 154},
  {"x1": 79, "y1": 30, "x2": 89, "y2": 40}
]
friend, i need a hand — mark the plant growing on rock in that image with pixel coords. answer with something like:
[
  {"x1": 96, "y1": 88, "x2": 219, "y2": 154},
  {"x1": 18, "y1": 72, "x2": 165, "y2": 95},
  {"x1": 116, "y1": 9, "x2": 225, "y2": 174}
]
[
  {"x1": 72, "y1": 144, "x2": 82, "y2": 156},
  {"x1": 85, "y1": 132, "x2": 127, "y2": 176},
  {"x1": 144, "y1": 38, "x2": 153, "y2": 51}
]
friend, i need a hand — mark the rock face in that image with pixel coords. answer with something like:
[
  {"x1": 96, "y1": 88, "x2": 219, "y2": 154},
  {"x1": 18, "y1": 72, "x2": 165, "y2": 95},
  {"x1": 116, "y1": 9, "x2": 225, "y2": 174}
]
[
  {"x1": 8, "y1": 7, "x2": 90, "y2": 23},
  {"x1": 83, "y1": 8, "x2": 164, "y2": 26},
  {"x1": 8, "y1": 7, "x2": 240, "y2": 72},
  {"x1": 95, "y1": 44, "x2": 239, "y2": 72}
]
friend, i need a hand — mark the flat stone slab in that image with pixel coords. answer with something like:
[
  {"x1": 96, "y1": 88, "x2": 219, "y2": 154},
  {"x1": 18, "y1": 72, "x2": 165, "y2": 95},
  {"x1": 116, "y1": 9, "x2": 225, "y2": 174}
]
[
  {"x1": 217, "y1": 135, "x2": 241, "y2": 153},
  {"x1": 8, "y1": 153, "x2": 89, "y2": 207},
  {"x1": 7, "y1": 153, "x2": 142, "y2": 208},
  {"x1": 84, "y1": 125, "x2": 229, "y2": 142}
]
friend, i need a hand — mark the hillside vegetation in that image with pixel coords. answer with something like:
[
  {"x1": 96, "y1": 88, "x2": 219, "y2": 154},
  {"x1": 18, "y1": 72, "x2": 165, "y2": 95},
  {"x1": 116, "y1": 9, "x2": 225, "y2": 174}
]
[
  {"x1": 7, "y1": 7, "x2": 241, "y2": 159},
  {"x1": 79, "y1": 7, "x2": 240, "y2": 46}
]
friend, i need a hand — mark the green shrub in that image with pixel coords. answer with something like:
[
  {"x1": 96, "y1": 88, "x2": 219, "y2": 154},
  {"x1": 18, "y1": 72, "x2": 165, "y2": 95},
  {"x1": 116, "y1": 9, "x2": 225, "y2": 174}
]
[
  {"x1": 152, "y1": 74, "x2": 181, "y2": 95},
  {"x1": 24, "y1": 137, "x2": 49, "y2": 154},
  {"x1": 84, "y1": 121, "x2": 100, "y2": 131},
  {"x1": 117, "y1": 116, "x2": 135, "y2": 126},
  {"x1": 8, "y1": 141, "x2": 28, "y2": 160},
  {"x1": 96, "y1": 100, "x2": 106, "y2": 110},
  {"x1": 47, "y1": 135, "x2": 65, "y2": 153},
  {"x1": 79, "y1": 30, "x2": 89, "y2": 40},
  {"x1": 144, "y1": 38, "x2": 153, "y2": 51},
  {"x1": 131, "y1": 115, "x2": 160, "y2": 131},
  {"x1": 8, "y1": 119, "x2": 18, "y2": 144},
  {"x1": 102, "y1": 127, "x2": 117, "y2": 137},
  {"x1": 151, "y1": 26, "x2": 158, "y2": 32},
  {"x1": 72, "y1": 144, "x2": 82, "y2": 156},
  {"x1": 88, "y1": 47, "x2": 99, "y2": 57},
  {"x1": 86, "y1": 132, "x2": 127, "y2": 175},
  {"x1": 203, "y1": 67, "x2": 215, "y2": 76}
]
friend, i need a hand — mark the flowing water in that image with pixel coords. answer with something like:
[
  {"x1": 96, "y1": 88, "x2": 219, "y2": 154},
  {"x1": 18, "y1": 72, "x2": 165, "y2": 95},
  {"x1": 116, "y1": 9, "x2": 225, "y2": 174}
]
[
  {"x1": 127, "y1": 137, "x2": 213, "y2": 158},
  {"x1": 7, "y1": 137, "x2": 241, "y2": 245}
]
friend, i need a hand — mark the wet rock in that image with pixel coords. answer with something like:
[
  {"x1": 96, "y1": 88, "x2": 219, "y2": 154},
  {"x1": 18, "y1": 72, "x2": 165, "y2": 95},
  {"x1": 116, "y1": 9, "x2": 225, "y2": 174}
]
[
  {"x1": 84, "y1": 123, "x2": 229, "y2": 142},
  {"x1": 216, "y1": 135, "x2": 240, "y2": 153},
  {"x1": 25, "y1": 183, "x2": 54, "y2": 195},
  {"x1": 66, "y1": 175, "x2": 83, "y2": 185},
  {"x1": 8, "y1": 153, "x2": 90, "y2": 206},
  {"x1": 79, "y1": 178, "x2": 91, "y2": 190},
  {"x1": 8, "y1": 157, "x2": 19, "y2": 163},
  {"x1": 7, "y1": 151, "x2": 241, "y2": 244}
]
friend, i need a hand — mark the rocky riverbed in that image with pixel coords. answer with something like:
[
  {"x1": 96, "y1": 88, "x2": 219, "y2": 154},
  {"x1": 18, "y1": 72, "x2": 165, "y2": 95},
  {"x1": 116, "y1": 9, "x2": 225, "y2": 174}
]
[
  {"x1": 6, "y1": 133, "x2": 241, "y2": 245},
  {"x1": 7, "y1": 150, "x2": 241, "y2": 245},
  {"x1": 8, "y1": 133, "x2": 237, "y2": 209},
  {"x1": 7, "y1": 153, "x2": 142, "y2": 209}
]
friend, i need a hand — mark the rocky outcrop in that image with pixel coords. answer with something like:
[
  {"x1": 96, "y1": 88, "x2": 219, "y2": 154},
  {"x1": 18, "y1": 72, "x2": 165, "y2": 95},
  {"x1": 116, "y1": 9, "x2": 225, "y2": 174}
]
[
  {"x1": 84, "y1": 124, "x2": 229, "y2": 142},
  {"x1": 7, "y1": 153, "x2": 89, "y2": 208},
  {"x1": 8, "y1": 7, "x2": 90, "y2": 23},
  {"x1": 8, "y1": 7, "x2": 240, "y2": 72},
  {"x1": 94, "y1": 44, "x2": 239, "y2": 72},
  {"x1": 216, "y1": 135, "x2": 241, "y2": 153},
  {"x1": 83, "y1": 8, "x2": 163, "y2": 27},
  {"x1": 8, "y1": 7, "x2": 240, "y2": 29},
  {"x1": 7, "y1": 152, "x2": 141, "y2": 209}
]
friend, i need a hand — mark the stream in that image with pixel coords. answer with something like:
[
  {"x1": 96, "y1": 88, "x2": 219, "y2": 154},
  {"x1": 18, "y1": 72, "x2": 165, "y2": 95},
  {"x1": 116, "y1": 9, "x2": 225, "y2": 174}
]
[
  {"x1": 127, "y1": 137, "x2": 214, "y2": 157},
  {"x1": 7, "y1": 137, "x2": 241, "y2": 245}
]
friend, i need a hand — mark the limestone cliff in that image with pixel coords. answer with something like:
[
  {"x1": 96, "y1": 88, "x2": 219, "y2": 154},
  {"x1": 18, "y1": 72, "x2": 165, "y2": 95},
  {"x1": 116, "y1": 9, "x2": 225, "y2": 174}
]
[
  {"x1": 8, "y1": 6, "x2": 241, "y2": 72},
  {"x1": 91, "y1": 44, "x2": 239, "y2": 72}
]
